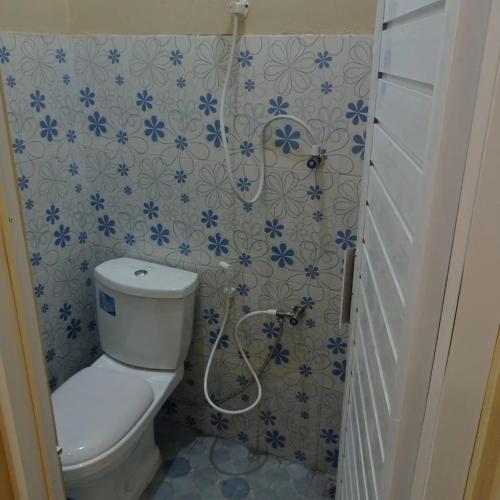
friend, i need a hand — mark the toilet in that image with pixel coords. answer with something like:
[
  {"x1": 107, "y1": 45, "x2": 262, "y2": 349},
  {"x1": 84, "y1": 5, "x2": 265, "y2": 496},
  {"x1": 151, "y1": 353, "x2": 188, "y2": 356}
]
[{"x1": 51, "y1": 257, "x2": 199, "y2": 500}]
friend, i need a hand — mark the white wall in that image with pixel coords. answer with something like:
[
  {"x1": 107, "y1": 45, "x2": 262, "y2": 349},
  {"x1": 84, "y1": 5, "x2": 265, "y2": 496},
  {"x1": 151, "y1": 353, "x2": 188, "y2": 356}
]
[
  {"x1": 0, "y1": 0, "x2": 69, "y2": 33},
  {"x1": 0, "y1": 0, "x2": 376, "y2": 34}
]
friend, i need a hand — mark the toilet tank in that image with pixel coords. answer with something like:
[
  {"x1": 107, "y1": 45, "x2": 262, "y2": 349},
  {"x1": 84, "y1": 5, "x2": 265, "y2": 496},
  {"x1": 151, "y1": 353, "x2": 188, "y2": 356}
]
[{"x1": 94, "y1": 258, "x2": 199, "y2": 370}]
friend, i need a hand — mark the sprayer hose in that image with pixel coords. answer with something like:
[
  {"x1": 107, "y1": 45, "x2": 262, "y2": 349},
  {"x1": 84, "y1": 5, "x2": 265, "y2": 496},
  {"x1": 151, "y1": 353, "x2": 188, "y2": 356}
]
[
  {"x1": 203, "y1": 293, "x2": 279, "y2": 415},
  {"x1": 216, "y1": 318, "x2": 284, "y2": 405},
  {"x1": 220, "y1": 13, "x2": 321, "y2": 204}
]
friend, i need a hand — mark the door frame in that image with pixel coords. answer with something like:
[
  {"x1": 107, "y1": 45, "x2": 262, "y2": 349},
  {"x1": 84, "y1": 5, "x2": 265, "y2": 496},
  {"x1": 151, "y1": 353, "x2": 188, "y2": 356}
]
[
  {"x1": 464, "y1": 330, "x2": 500, "y2": 500},
  {"x1": 411, "y1": 0, "x2": 500, "y2": 496},
  {"x1": 0, "y1": 83, "x2": 65, "y2": 499}
]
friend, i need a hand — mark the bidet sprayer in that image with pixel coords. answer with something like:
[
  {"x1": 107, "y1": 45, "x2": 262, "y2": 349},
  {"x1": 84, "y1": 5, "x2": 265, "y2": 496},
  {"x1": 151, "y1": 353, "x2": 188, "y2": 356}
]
[{"x1": 219, "y1": 261, "x2": 237, "y2": 296}]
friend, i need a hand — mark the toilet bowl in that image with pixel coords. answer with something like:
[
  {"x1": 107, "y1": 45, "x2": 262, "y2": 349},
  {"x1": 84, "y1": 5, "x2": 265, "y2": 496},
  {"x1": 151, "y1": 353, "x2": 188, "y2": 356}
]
[
  {"x1": 51, "y1": 258, "x2": 198, "y2": 500},
  {"x1": 53, "y1": 354, "x2": 183, "y2": 500}
]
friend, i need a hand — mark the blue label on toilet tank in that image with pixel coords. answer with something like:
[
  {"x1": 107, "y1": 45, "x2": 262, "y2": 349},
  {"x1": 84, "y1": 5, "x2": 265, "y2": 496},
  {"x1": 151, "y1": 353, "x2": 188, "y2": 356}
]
[{"x1": 99, "y1": 290, "x2": 116, "y2": 316}]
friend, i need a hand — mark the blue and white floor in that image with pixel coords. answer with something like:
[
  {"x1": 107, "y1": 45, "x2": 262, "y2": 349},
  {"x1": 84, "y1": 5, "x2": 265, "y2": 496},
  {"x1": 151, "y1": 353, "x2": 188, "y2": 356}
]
[{"x1": 140, "y1": 421, "x2": 336, "y2": 500}]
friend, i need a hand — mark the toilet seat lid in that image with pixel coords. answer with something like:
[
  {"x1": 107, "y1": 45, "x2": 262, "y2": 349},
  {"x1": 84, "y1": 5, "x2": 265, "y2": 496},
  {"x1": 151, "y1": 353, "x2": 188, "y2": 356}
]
[{"x1": 52, "y1": 366, "x2": 154, "y2": 466}]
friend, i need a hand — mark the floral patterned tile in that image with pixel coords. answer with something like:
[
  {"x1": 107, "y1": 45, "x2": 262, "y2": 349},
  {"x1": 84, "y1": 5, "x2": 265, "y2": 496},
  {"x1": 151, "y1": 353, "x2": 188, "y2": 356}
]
[{"x1": 0, "y1": 31, "x2": 371, "y2": 477}]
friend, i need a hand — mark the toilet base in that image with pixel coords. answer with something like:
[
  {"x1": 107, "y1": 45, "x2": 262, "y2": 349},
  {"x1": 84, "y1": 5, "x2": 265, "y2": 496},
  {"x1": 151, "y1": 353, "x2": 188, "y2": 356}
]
[{"x1": 64, "y1": 421, "x2": 160, "y2": 500}]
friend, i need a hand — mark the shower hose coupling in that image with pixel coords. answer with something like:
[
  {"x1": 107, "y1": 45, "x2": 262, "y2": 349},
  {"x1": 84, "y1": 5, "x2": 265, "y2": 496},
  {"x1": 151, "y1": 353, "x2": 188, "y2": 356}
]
[{"x1": 276, "y1": 305, "x2": 306, "y2": 326}]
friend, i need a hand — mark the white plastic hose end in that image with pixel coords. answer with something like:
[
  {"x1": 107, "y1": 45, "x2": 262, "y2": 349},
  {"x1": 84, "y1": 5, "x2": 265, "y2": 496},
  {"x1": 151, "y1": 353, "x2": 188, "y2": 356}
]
[{"x1": 311, "y1": 144, "x2": 321, "y2": 156}]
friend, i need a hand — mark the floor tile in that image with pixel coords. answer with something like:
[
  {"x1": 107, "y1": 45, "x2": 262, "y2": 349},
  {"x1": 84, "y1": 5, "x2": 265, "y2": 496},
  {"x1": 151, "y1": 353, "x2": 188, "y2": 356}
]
[{"x1": 140, "y1": 421, "x2": 335, "y2": 500}]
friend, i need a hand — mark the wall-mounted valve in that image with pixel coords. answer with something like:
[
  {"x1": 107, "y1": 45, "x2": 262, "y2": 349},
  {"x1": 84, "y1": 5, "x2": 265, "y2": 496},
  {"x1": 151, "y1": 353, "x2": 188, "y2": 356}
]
[
  {"x1": 307, "y1": 144, "x2": 323, "y2": 169},
  {"x1": 277, "y1": 305, "x2": 306, "y2": 326},
  {"x1": 307, "y1": 155, "x2": 322, "y2": 169}
]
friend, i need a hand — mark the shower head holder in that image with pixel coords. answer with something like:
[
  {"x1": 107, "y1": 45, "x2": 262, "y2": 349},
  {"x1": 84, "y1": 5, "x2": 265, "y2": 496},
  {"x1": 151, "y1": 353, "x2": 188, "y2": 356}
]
[{"x1": 229, "y1": 0, "x2": 249, "y2": 17}]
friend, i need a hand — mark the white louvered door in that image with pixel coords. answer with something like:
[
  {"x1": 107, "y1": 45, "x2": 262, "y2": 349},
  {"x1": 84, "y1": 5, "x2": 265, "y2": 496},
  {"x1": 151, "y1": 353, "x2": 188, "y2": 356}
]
[{"x1": 337, "y1": 0, "x2": 491, "y2": 499}]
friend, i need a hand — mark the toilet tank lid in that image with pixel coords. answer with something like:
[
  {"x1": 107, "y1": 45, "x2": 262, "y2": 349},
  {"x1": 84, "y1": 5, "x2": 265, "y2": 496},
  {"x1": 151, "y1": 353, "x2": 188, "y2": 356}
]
[
  {"x1": 52, "y1": 366, "x2": 154, "y2": 467},
  {"x1": 94, "y1": 257, "x2": 199, "y2": 299}
]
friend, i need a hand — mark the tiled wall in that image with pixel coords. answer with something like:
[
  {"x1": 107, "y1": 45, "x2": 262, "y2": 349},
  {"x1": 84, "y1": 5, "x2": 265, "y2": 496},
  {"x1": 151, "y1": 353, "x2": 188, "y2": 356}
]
[{"x1": 0, "y1": 33, "x2": 371, "y2": 473}]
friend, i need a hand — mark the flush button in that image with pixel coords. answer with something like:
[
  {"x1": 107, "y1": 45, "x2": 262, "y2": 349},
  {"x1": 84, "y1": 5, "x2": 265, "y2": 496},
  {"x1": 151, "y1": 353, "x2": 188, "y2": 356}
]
[{"x1": 134, "y1": 269, "x2": 148, "y2": 277}]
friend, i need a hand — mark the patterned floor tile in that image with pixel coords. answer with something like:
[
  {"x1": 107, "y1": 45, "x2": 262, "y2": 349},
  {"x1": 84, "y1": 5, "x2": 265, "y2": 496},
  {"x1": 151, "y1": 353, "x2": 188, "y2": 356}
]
[{"x1": 140, "y1": 422, "x2": 335, "y2": 500}]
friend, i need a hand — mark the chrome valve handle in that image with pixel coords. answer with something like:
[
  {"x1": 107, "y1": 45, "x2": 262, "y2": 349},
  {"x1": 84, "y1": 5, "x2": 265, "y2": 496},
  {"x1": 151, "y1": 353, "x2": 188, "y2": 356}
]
[{"x1": 307, "y1": 155, "x2": 322, "y2": 169}]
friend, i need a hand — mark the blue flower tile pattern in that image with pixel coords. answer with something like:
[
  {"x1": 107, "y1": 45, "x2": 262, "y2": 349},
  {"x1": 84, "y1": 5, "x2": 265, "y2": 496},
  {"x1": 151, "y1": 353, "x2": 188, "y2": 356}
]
[{"x1": 0, "y1": 32, "x2": 371, "y2": 475}]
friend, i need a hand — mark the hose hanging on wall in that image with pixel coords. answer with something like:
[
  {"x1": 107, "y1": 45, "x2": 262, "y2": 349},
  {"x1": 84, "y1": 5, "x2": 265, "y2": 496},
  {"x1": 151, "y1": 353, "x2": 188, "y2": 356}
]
[
  {"x1": 203, "y1": 263, "x2": 305, "y2": 415},
  {"x1": 220, "y1": 10, "x2": 324, "y2": 204}
]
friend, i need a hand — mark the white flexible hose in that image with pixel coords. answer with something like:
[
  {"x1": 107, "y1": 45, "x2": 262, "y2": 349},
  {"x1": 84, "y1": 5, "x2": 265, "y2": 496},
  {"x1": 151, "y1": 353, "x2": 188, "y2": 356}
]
[
  {"x1": 203, "y1": 289, "x2": 278, "y2": 415},
  {"x1": 220, "y1": 14, "x2": 321, "y2": 204}
]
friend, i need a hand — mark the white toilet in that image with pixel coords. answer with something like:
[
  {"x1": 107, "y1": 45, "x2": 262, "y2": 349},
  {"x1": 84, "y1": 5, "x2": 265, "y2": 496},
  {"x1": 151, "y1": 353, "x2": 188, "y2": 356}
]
[{"x1": 51, "y1": 257, "x2": 199, "y2": 500}]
